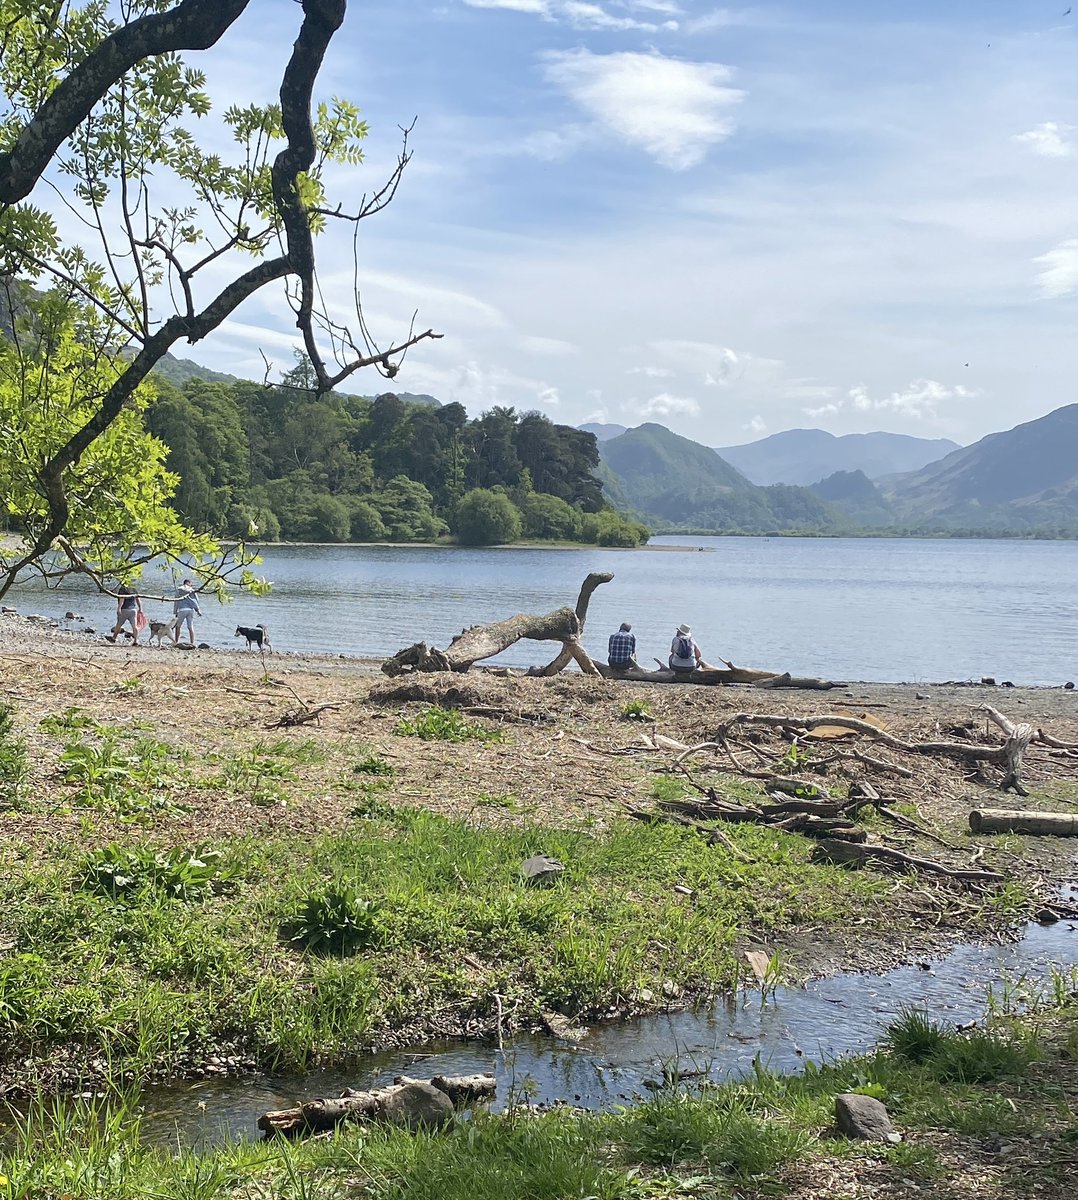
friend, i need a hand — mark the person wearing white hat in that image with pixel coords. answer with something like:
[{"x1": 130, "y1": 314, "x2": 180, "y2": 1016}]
[{"x1": 669, "y1": 622, "x2": 710, "y2": 673}]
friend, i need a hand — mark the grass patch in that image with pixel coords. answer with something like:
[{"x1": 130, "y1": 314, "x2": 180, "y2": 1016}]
[
  {"x1": 395, "y1": 706, "x2": 505, "y2": 743},
  {"x1": 0, "y1": 809, "x2": 881, "y2": 1076},
  {"x1": 3, "y1": 1005, "x2": 1073, "y2": 1200},
  {"x1": 0, "y1": 703, "x2": 28, "y2": 809}
]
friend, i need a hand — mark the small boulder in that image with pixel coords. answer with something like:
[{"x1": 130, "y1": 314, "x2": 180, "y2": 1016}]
[
  {"x1": 835, "y1": 1093, "x2": 900, "y2": 1143},
  {"x1": 380, "y1": 1081, "x2": 453, "y2": 1131},
  {"x1": 520, "y1": 854, "x2": 564, "y2": 886}
]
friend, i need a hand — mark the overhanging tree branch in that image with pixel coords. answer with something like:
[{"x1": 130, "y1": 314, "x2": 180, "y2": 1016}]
[{"x1": 0, "y1": 0, "x2": 251, "y2": 206}]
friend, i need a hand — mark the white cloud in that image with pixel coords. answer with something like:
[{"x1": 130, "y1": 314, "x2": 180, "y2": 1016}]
[
  {"x1": 633, "y1": 392, "x2": 701, "y2": 418},
  {"x1": 806, "y1": 380, "x2": 977, "y2": 422},
  {"x1": 744, "y1": 414, "x2": 767, "y2": 434},
  {"x1": 519, "y1": 334, "x2": 578, "y2": 355},
  {"x1": 463, "y1": 0, "x2": 549, "y2": 12},
  {"x1": 540, "y1": 49, "x2": 743, "y2": 169},
  {"x1": 561, "y1": 1, "x2": 677, "y2": 30},
  {"x1": 463, "y1": 0, "x2": 676, "y2": 27},
  {"x1": 516, "y1": 125, "x2": 591, "y2": 161},
  {"x1": 1014, "y1": 122, "x2": 1073, "y2": 158},
  {"x1": 1034, "y1": 238, "x2": 1078, "y2": 297},
  {"x1": 627, "y1": 364, "x2": 674, "y2": 377}
]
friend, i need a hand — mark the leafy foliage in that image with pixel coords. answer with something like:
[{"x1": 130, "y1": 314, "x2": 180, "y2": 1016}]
[
  {"x1": 288, "y1": 884, "x2": 383, "y2": 956},
  {"x1": 80, "y1": 844, "x2": 236, "y2": 901},
  {"x1": 395, "y1": 707, "x2": 505, "y2": 743},
  {"x1": 0, "y1": 703, "x2": 27, "y2": 808}
]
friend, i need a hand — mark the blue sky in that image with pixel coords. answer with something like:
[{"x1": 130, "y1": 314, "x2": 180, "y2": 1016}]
[{"x1": 174, "y1": 1, "x2": 1078, "y2": 446}]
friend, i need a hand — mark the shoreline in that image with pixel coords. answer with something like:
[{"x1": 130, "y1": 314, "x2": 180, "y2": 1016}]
[{"x1": 0, "y1": 611, "x2": 1076, "y2": 1101}]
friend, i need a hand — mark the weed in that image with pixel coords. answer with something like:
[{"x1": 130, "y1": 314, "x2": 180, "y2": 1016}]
[
  {"x1": 353, "y1": 752, "x2": 395, "y2": 776},
  {"x1": 621, "y1": 698, "x2": 653, "y2": 721},
  {"x1": 288, "y1": 885, "x2": 383, "y2": 955},
  {"x1": 38, "y1": 706, "x2": 105, "y2": 735},
  {"x1": 395, "y1": 706, "x2": 504, "y2": 744},
  {"x1": 650, "y1": 774, "x2": 691, "y2": 802},
  {"x1": 0, "y1": 703, "x2": 28, "y2": 809},
  {"x1": 80, "y1": 844, "x2": 237, "y2": 901},
  {"x1": 885, "y1": 1009, "x2": 948, "y2": 1063},
  {"x1": 474, "y1": 792, "x2": 518, "y2": 810},
  {"x1": 110, "y1": 677, "x2": 144, "y2": 695},
  {"x1": 883, "y1": 1142, "x2": 944, "y2": 1181}
]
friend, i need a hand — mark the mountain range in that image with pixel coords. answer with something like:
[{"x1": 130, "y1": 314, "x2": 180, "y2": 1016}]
[
  {"x1": 595, "y1": 405, "x2": 1078, "y2": 536},
  {"x1": 715, "y1": 428, "x2": 961, "y2": 486},
  {"x1": 67, "y1": 345, "x2": 1078, "y2": 536}
]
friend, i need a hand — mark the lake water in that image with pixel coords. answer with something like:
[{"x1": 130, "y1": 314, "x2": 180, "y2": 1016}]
[{"x1": 9, "y1": 536, "x2": 1078, "y2": 684}]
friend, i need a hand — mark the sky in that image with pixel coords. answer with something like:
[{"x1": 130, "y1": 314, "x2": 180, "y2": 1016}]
[{"x1": 96, "y1": 1, "x2": 1078, "y2": 446}]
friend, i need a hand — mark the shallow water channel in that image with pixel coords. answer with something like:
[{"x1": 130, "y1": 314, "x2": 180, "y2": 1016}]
[{"x1": 138, "y1": 903, "x2": 1078, "y2": 1150}]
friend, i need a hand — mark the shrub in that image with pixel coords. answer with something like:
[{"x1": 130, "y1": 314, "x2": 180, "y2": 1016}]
[
  {"x1": 0, "y1": 703, "x2": 27, "y2": 808},
  {"x1": 288, "y1": 885, "x2": 382, "y2": 955},
  {"x1": 395, "y1": 706, "x2": 504, "y2": 743},
  {"x1": 454, "y1": 487, "x2": 523, "y2": 545}
]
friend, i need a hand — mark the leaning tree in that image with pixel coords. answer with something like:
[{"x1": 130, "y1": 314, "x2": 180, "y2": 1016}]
[{"x1": 0, "y1": 0, "x2": 440, "y2": 598}]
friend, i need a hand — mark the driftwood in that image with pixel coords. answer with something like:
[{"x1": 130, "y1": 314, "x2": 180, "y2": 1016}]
[
  {"x1": 267, "y1": 702, "x2": 339, "y2": 728},
  {"x1": 639, "y1": 789, "x2": 867, "y2": 843},
  {"x1": 970, "y1": 808, "x2": 1078, "y2": 836},
  {"x1": 384, "y1": 572, "x2": 613, "y2": 677},
  {"x1": 812, "y1": 838, "x2": 1006, "y2": 887},
  {"x1": 601, "y1": 663, "x2": 842, "y2": 689},
  {"x1": 716, "y1": 704, "x2": 1040, "y2": 794},
  {"x1": 258, "y1": 1073, "x2": 496, "y2": 1136}
]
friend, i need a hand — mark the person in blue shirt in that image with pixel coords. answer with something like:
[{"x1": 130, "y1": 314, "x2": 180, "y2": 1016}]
[{"x1": 607, "y1": 621, "x2": 639, "y2": 671}]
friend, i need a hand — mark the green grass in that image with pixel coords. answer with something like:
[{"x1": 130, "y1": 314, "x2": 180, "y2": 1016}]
[
  {"x1": 0, "y1": 809, "x2": 883, "y2": 1079},
  {"x1": 395, "y1": 706, "x2": 505, "y2": 743},
  {"x1": 0, "y1": 1007, "x2": 1072, "y2": 1200}
]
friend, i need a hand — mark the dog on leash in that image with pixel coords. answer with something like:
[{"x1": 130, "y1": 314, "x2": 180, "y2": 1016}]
[{"x1": 235, "y1": 623, "x2": 271, "y2": 651}]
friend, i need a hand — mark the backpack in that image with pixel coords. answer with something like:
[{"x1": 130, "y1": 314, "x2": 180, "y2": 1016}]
[{"x1": 675, "y1": 635, "x2": 693, "y2": 660}]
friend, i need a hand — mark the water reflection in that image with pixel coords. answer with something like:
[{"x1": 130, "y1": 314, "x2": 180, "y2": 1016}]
[{"x1": 137, "y1": 915, "x2": 1077, "y2": 1150}]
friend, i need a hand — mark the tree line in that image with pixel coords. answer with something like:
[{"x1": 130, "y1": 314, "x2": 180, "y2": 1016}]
[{"x1": 146, "y1": 359, "x2": 649, "y2": 547}]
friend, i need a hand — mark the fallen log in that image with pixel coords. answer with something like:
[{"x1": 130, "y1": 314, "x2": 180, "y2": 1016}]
[
  {"x1": 257, "y1": 1073, "x2": 496, "y2": 1136},
  {"x1": 969, "y1": 808, "x2": 1078, "y2": 836},
  {"x1": 598, "y1": 663, "x2": 843, "y2": 688}
]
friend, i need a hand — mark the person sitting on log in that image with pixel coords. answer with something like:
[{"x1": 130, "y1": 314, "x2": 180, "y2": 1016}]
[
  {"x1": 669, "y1": 623, "x2": 714, "y2": 673},
  {"x1": 607, "y1": 621, "x2": 639, "y2": 672}
]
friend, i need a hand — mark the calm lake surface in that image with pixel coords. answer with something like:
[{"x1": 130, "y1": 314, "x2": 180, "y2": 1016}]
[{"x1": 11, "y1": 536, "x2": 1078, "y2": 684}]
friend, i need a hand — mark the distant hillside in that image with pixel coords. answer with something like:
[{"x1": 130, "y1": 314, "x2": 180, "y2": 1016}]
[
  {"x1": 394, "y1": 391, "x2": 441, "y2": 408},
  {"x1": 580, "y1": 422, "x2": 628, "y2": 441},
  {"x1": 810, "y1": 470, "x2": 894, "y2": 528},
  {"x1": 717, "y1": 428, "x2": 961, "y2": 485},
  {"x1": 152, "y1": 353, "x2": 239, "y2": 388},
  {"x1": 599, "y1": 424, "x2": 846, "y2": 533},
  {"x1": 884, "y1": 404, "x2": 1078, "y2": 530}
]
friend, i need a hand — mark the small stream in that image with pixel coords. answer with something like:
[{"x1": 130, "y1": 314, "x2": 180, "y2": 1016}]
[{"x1": 137, "y1": 900, "x2": 1078, "y2": 1150}]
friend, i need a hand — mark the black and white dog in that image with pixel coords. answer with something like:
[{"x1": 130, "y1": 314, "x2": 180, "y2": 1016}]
[{"x1": 235, "y1": 623, "x2": 271, "y2": 651}]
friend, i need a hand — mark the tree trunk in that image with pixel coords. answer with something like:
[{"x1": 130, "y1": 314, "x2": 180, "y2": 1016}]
[{"x1": 969, "y1": 808, "x2": 1078, "y2": 835}]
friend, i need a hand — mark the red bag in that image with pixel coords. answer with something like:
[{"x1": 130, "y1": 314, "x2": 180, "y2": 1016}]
[{"x1": 135, "y1": 611, "x2": 148, "y2": 632}]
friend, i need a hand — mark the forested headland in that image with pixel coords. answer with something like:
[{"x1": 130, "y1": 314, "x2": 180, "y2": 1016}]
[{"x1": 145, "y1": 358, "x2": 650, "y2": 548}]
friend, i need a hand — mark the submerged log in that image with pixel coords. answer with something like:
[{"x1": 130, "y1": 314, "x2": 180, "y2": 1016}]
[
  {"x1": 257, "y1": 1073, "x2": 496, "y2": 1137},
  {"x1": 969, "y1": 808, "x2": 1078, "y2": 836}
]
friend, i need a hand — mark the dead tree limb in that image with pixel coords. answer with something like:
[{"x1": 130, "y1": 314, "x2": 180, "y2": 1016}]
[
  {"x1": 534, "y1": 571, "x2": 614, "y2": 676},
  {"x1": 812, "y1": 838, "x2": 1006, "y2": 887}
]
